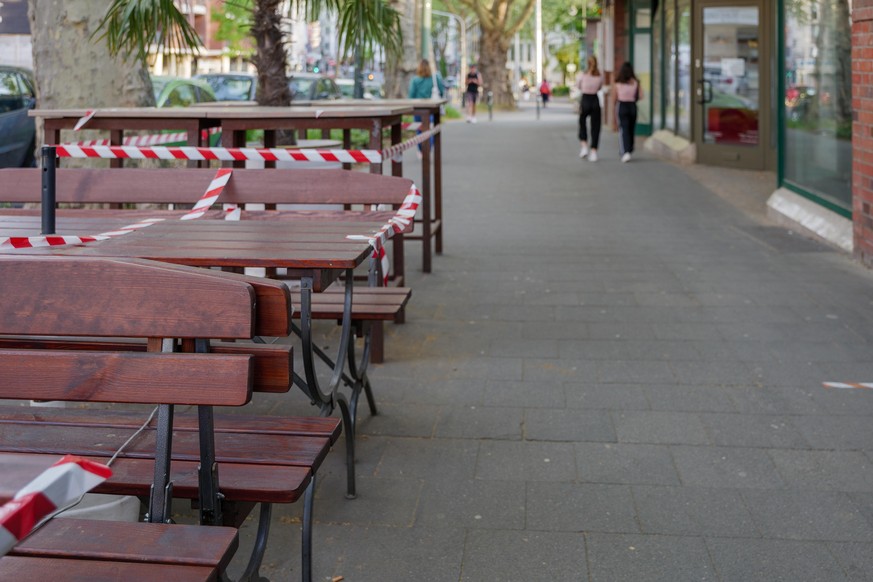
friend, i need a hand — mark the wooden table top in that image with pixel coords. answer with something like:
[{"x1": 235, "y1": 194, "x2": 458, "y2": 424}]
[
  {"x1": 0, "y1": 215, "x2": 379, "y2": 273},
  {"x1": 305, "y1": 98, "x2": 447, "y2": 109},
  {"x1": 31, "y1": 105, "x2": 413, "y2": 121}
]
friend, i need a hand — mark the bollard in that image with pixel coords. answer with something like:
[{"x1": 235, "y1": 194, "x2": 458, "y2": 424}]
[
  {"x1": 536, "y1": 93, "x2": 540, "y2": 120},
  {"x1": 41, "y1": 145, "x2": 57, "y2": 235},
  {"x1": 487, "y1": 91, "x2": 494, "y2": 121}
]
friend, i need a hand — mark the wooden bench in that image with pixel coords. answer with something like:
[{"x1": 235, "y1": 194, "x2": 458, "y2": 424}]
[
  {"x1": 0, "y1": 166, "x2": 414, "y2": 364},
  {"x1": 0, "y1": 256, "x2": 342, "y2": 581}
]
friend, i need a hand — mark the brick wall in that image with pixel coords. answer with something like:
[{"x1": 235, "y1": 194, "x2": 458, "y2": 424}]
[
  {"x1": 854, "y1": 1, "x2": 873, "y2": 264},
  {"x1": 613, "y1": 1, "x2": 628, "y2": 76}
]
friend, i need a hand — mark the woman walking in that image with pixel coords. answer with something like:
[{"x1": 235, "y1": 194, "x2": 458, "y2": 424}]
[
  {"x1": 575, "y1": 56, "x2": 603, "y2": 161},
  {"x1": 612, "y1": 61, "x2": 642, "y2": 163}
]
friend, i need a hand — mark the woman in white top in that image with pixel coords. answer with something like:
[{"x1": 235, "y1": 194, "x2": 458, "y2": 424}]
[
  {"x1": 575, "y1": 56, "x2": 604, "y2": 161},
  {"x1": 611, "y1": 61, "x2": 642, "y2": 163}
]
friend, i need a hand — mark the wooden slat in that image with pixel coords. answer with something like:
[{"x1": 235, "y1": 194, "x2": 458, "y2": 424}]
[
  {"x1": 0, "y1": 168, "x2": 414, "y2": 206},
  {"x1": 0, "y1": 408, "x2": 342, "y2": 443},
  {"x1": 0, "y1": 556, "x2": 218, "y2": 582},
  {"x1": 14, "y1": 520, "x2": 238, "y2": 570},
  {"x1": 0, "y1": 425, "x2": 333, "y2": 469},
  {"x1": 0, "y1": 257, "x2": 256, "y2": 339},
  {"x1": 0, "y1": 339, "x2": 292, "y2": 394},
  {"x1": 0, "y1": 351, "x2": 253, "y2": 405}
]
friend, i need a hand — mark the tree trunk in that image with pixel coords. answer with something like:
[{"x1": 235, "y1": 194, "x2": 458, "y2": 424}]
[
  {"x1": 384, "y1": 0, "x2": 418, "y2": 99},
  {"x1": 479, "y1": 30, "x2": 514, "y2": 108},
  {"x1": 252, "y1": 0, "x2": 291, "y2": 106},
  {"x1": 27, "y1": 0, "x2": 153, "y2": 165},
  {"x1": 28, "y1": 0, "x2": 154, "y2": 112}
]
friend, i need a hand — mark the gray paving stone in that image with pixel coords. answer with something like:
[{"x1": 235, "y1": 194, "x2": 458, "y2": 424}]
[
  {"x1": 633, "y1": 486, "x2": 759, "y2": 537},
  {"x1": 613, "y1": 411, "x2": 710, "y2": 445},
  {"x1": 356, "y1": 402, "x2": 440, "y2": 438},
  {"x1": 705, "y1": 538, "x2": 846, "y2": 582},
  {"x1": 576, "y1": 443, "x2": 681, "y2": 485},
  {"x1": 726, "y1": 385, "x2": 825, "y2": 415},
  {"x1": 670, "y1": 360, "x2": 758, "y2": 386},
  {"x1": 374, "y1": 437, "x2": 479, "y2": 483},
  {"x1": 314, "y1": 476, "x2": 423, "y2": 527},
  {"x1": 741, "y1": 489, "x2": 873, "y2": 542},
  {"x1": 698, "y1": 413, "x2": 810, "y2": 448},
  {"x1": 482, "y1": 379, "x2": 567, "y2": 408},
  {"x1": 586, "y1": 533, "x2": 716, "y2": 582},
  {"x1": 461, "y1": 530, "x2": 587, "y2": 582},
  {"x1": 488, "y1": 337, "x2": 558, "y2": 358},
  {"x1": 672, "y1": 446, "x2": 786, "y2": 488},
  {"x1": 796, "y1": 415, "x2": 873, "y2": 450},
  {"x1": 647, "y1": 384, "x2": 738, "y2": 413},
  {"x1": 769, "y1": 449, "x2": 873, "y2": 491},
  {"x1": 414, "y1": 478, "x2": 526, "y2": 530},
  {"x1": 524, "y1": 408, "x2": 616, "y2": 442},
  {"x1": 522, "y1": 359, "x2": 597, "y2": 385},
  {"x1": 434, "y1": 405, "x2": 524, "y2": 440},
  {"x1": 319, "y1": 524, "x2": 465, "y2": 582},
  {"x1": 560, "y1": 339, "x2": 629, "y2": 360},
  {"x1": 828, "y1": 542, "x2": 873, "y2": 581},
  {"x1": 526, "y1": 482, "x2": 639, "y2": 533},
  {"x1": 564, "y1": 382, "x2": 651, "y2": 411},
  {"x1": 652, "y1": 322, "x2": 724, "y2": 341},
  {"x1": 475, "y1": 440, "x2": 577, "y2": 482},
  {"x1": 597, "y1": 360, "x2": 677, "y2": 384}
]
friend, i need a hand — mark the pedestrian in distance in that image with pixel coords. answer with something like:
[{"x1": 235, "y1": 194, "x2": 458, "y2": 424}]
[
  {"x1": 612, "y1": 61, "x2": 642, "y2": 163},
  {"x1": 408, "y1": 59, "x2": 445, "y2": 158},
  {"x1": 465, "y1": 64, "x2": 483, "y2": 123},
  {"x1": 576, "y1": 55, "x2": 604, "y2": 162},
  {"x1": 539, "y1": 79, "x2": 551, "y2": 107}
]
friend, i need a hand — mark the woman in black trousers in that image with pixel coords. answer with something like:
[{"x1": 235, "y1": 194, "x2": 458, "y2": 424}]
[
  {"x1": 575, "y1": 56, "x2": 603, "y2": 161},
  {"x1": 612, "y1": 61, "x2": 642, "y2": 163}
]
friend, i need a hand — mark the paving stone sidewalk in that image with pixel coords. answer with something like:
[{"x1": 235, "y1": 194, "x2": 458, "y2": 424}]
[{"x1": 228, "y1": 99, "x2": 873, "y2": 581}]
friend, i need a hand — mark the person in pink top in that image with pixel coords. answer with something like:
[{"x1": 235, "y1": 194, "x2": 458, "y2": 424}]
[
  {"x1": 611, "y1": 61, "x2": 643, "y2": 163},
  {"x1": 575, "y1": 56, "x2": 604, "y2": 161}
]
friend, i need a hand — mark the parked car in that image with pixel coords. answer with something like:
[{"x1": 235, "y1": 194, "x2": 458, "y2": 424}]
[
  {"x1": 0, "y1": 65, "x2": 36, "y2": 167},
  {"x1": 336, "y1": 78, "x2": 384, "y2": 100},
  {"x1": 288, "y1": 72, "x2": 342, "y2": 101},
  {"x1": 151, "y1": 76, "x2": 217, "y2": 107},
  {"x1": 195, "y1": 73, "x2": 257, "y2": 102}
]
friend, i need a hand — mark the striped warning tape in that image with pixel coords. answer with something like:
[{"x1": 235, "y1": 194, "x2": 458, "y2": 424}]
[
  {"x1": 822, "y1": 382, "x2": 873, "y2": 390},
  {"x1": 68, "y1": 127, "x2": 221, "y2": 148},
  {"x1": 0, "y1": 455, "x2": 111, "y2": 557},
  {"x1": 180, "y1": 168, "x2": 233, "y2": 220},
  {"x1": 346, "y1": 184, "x2": 421, "y2": 253},
  {"x1": 54, "y1": 126, "x2": 440, "y2": 164}
]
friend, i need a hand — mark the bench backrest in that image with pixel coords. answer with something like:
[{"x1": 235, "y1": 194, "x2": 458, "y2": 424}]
[
  {"x1": 0, "y1": 168, "x2": 414, "y2": 206},
  {"x1": 0, "y1": 256, "x2": 264, "y2": 406}
]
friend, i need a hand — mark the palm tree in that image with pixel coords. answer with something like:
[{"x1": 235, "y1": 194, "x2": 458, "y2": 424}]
[{"x1": 93, "y1": 0, "x2": 401, "y2": 106}]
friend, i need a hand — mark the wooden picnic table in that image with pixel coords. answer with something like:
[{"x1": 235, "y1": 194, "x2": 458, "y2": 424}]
[
  {"x1": 0, "y1": 452, "x2": 56, "y2": 504},
  {"x1": 0, "y1": 213, "x2": 395, "y2": 497},
  {"x1": 303, "y1": 98, "x2": 447, "y2": 272}
]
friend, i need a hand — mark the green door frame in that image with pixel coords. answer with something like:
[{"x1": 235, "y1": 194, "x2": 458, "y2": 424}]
[{"x1": 628, "y1": 0, "x2": 654, "y2": 135}]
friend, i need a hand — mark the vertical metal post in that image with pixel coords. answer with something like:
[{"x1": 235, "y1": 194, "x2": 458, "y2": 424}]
[
  {"x1": 41, "y1": 145, "x2": 56, "y2": 235},
  {"x1": 487, "y1": 91, "x2": 494, "y2": 121},
  {"x1": 536, "y1": 94, "x2": 541, "y2": 119}
]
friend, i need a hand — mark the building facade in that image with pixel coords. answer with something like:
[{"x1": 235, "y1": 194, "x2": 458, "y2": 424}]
[{"x1": 605, "y1": 1, "x2": 859, "y2": 258}]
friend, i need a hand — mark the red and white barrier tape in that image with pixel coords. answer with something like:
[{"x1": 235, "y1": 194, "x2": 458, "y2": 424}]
[
  {"x1": 346, "y1": 184, "x2": 421, "y2": 253},
  {"x1": 69, "y1": 127, "x2": 221, "y2": 148},
  {"x1": 822, "y1": 382, "x2": 873, "y2": 390},
  {"x1": 382, "y1": 126, "x2": 441, "y2": 161},
  {"x1": 181, "y1": 168, "x2": 233, "y2": 220},
  {"x1": 0, "y1": 455, "x2": 111, "y2": 556},
  {"x1": 72, "y1": 110, "x2": 96, "y2": 131},
  {"x1": 0, "y1": 169, "x2": 231, "y2": 248},
  {"x1": 401, "y1": 122, "x2": 421, "y2": 131},
  {"x1": 56, "y1": 144, "x2": 383, "y2": 164},
  {"x1": 55, "y1": 125, "x2": 440, "y2": 165}
]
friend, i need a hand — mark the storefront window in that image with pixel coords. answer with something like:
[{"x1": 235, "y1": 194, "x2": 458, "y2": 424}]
[
  {"x1": 676, "y1": 0, "x2": 691, "y2": 138},
  {"x1": 664, "y1": 0, "x2": 676, "y2": 132},
  {"x1": 652, "y1": 6, "x2": 663, "y2": 130},
  {"x1": 783, "y1": 0, "x2": 852, "y2": 211}
]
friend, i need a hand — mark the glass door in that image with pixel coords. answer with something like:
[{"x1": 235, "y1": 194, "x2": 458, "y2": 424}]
[{"x1": 693, "y1": 0, "x2": 768, "y2": 169}]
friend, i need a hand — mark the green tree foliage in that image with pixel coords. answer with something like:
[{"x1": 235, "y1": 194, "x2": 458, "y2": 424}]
[{"x1": 213, "y1": 0, "x2": 254, "y2": 54}]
